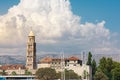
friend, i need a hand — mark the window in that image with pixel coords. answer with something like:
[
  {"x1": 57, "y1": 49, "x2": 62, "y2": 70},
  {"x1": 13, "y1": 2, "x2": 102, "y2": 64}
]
[{"x1": 74, "y1": 64, "x2": 76, "y2": 66}]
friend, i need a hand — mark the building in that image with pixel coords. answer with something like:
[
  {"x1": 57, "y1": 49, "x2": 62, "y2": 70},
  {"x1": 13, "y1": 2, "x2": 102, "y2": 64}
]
[
  {"x1": 65, "y1": 56, "x2": 82, "y2": 67},
  {"x1": 0, "y1": 64, "x2": 25, "y2": 75},
  {"x1": 51, "y1": 58, "x2": 62, "y2": 72},
  {"x1": 26, "y1": 31, "x2": 36, "y2": 70},
  {"x1": 0, "y1": 30, "x2": 92, "y2": 80},
  {"x1": 37, "y1": 57, "x2": 52, "y2": 68},
  {"x1": 37, "y1": 56, "x2": 92, "y2": 80}
]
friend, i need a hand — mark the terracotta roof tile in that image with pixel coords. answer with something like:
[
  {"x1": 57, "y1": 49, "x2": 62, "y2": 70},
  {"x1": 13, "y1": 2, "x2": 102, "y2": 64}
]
[
  {"x1": 40, "y1": 57, "x2": 52, "y2": 63},
  {"x1": 0, "y1": 64, "x2": 25, "y2": 70},
  {"x1": 67, "y1": 56, "x2": 80, "y2": 61}
]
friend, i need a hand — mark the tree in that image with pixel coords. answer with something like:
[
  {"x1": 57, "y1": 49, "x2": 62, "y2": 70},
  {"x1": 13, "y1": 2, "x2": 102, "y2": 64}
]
[
  {"x1": 35, "y1": 68, "x2": 56, "y2": 80},
  {"x1": 24, "y1": 70, "x2": 32, "y2": 75},
  {"x1": 111, "y1": 61, "x2": 120, "y2": 80},
  {"x1": 98, "y1": 57, "x2": 107, "y2": 76},
  {"x1": 55, "y1": 69, "x2": 80, "y2": 80},
  {"x1": 0, "y1": 70, "x2": 7, "y2": 75},
  {"x1": 106, "y1": 58, "x2": 113, "y2": 79},
  {"x1": 96, "y1": 57, "x2": 120, "y2": 80},
  {"x1": 82, "y1": 70, "x2": 89, "y2": 80},
  {"x1": 94, "y1": 69, "x2": 108, "y2": 80},
  {"x1": 98, "y1": 57, "x2": 114, "y2": 80},
  {"x1": 11, "y1": 71, "x2": 17, "y2": 75},
  {"x1": 92, "y1": 59, "x2": 97, "y2": 80},
  {"x1": 111, "y1": 67, "x2": 120, "y2": 80},
  {"x1": 87, "y1": 52, "x2": 92, "y2": 66},
  {"x1": 65, "y1": 69, "x2": 79, "y2": 79},
  {"x1": 112, "y1": 61, "x2": 120, "y2": 69}
]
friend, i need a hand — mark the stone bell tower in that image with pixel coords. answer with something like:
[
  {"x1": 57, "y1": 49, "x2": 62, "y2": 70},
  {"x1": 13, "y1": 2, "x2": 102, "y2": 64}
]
[{"x1": 26, "y1": 31, "x2": 36, "y2": 69}]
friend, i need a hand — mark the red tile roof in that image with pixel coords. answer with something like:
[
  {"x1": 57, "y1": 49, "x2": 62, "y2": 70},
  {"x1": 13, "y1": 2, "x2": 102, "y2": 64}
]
[
  {"x1": 67, "y1": 56, "x2": 80, "y2": 61},
  {"x1": 0, "y1": 64, "x2": 25, "y2": 70},
  {"x1": 39, "y1": 56, "x2": 80, "y2": 63},
  {"x1": 40, "y1": 57, "x2": 52, "y2": 63}
]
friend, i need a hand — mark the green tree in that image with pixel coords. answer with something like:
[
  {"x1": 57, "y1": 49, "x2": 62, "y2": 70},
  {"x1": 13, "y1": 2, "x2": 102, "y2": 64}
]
[
  {"x1": 112, "y1": 61, "x2": 120, "y2": 69},
  {"x1": 55, "y1": 72, "x2": 61, "y2": 79},
  {"x1": 106, "y1": 58, "x2": 113, "y2": 79},
  {"x1": 98, "y1": 57, "x2": 108, "y2": 77},
  {"x1": 98, "y1": 57, "x2": 114, "y2": 80},
  {"x1": 11, "y1": 71, "x2": 17, "y2": 75},
  {"x1": 111, "y1": 67, "x2": 120, "y2": 80},
  {"x1": 87, "y1": 52, "x2": 92, "y2": 66},
  {"x1": 55, "y1": 69, "x2": 80, "y2": 80},
  {"x1": 25, "y1": 70, "x2": 32, "y2": 75},
  {"x1": 82, "y1": 70, "x2": 89, "y2": 80},
  {"x1": 92, "y1": 59, "x2": 97, "y2": 80},
  {"x1": 35, "y1": 68, "x2": 56, "y2": 80},
  {"x1": 65, "y1": 69, "x2": 79, "y2": 79},
  {"x1": 94, "y1": 69, "x2": 108, "y2": 80},
  {"x1": 112, "y1": 61, "x2": 120, "y2": 80},
  {"x1": 96, "y1": 57, "x2": 120, "y2": 80},
  {"x1": 1, "y1": 70, "x2": 7, "y2": 75}
]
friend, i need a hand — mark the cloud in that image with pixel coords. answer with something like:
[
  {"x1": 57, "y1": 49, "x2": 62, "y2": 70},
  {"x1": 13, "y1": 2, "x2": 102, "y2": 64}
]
[{"x1": 0, "y1": 0, "x2": 119, "y2": 54}]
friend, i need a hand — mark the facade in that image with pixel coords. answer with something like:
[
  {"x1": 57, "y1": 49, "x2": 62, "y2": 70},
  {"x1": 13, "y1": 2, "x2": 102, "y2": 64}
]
[
  {"x1": 51, "y1": 58, "x2": 62, "y2": 72},
  {"x1": 0, "y1": 64, "x2": 26, "y2": 75},
  {"x1": 26, "y1": 31, "x2": 36, "y2": 70},
  {"x1": 37, "y1": 58, "x2": 62, "y2": 72},
  {"x1": 37, "y1": 56, "x2": 92, "y2": 80},
  {"x1": 65, "y1": 56, "x2": 82, "y2": 67},
  {"x1": 37, "y1": 57, "x2": 52, "y2": 68}
]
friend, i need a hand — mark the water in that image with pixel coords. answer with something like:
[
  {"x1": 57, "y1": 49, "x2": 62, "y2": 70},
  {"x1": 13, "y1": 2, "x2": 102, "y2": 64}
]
[{"x1": 0, "y1": 77, "x2": 35, "y2": 80}]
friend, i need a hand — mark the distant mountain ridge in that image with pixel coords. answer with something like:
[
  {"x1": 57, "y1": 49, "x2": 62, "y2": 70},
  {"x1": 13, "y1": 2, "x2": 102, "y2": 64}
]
[
  {"x1": 0, "y1": 55, "x2": 26, "y2": 65},
  {"x1": 0, "y1": 53, "x2": 120, "y2": 65}
]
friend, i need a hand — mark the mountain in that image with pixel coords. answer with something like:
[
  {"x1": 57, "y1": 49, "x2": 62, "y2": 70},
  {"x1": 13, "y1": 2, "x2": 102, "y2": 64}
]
[
  {"x1": 0, "y1": 53, "x2": 120, "y2": 65},
  {"x1": 0, "y1": 55, "x2": 26, "y2": 65}
]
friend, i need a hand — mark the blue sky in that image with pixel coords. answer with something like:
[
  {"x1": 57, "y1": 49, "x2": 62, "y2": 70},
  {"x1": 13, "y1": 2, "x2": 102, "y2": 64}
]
[
  {"x1": 0, "y1": 0, "x2": 120, "y2": 33},
  {"x1": 70, "y1": 0, "x2": 120, "y2": 33},
  {"x1": 0, "y1": 0, "x2": 120, "y2": 55}
]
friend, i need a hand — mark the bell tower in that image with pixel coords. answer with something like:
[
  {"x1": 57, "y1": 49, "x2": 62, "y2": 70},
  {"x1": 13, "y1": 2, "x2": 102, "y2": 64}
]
[{"x1": 26, "y1": 31, "x2": 36, "y2": 69}]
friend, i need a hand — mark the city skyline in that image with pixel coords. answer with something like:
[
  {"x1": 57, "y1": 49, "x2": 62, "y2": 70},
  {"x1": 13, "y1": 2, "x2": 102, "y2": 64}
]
[{"x1": 0, "y1": 0, "x2": 120, "y2": 55}]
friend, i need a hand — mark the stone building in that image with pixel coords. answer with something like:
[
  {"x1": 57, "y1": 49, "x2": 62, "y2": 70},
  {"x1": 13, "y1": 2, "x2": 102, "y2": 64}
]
[
  {"x1": 37, "y1": 56, "x2": 92, "y2": 80},
  {"x1": 26, "y1": 31, "x2": 36, "y2": 70},
  {"x1": 0, "y1": 64, "x2": 25, "y2": 75},
  {"x1": 37, "y1": 57, "x2": 52, "y2": 68}
]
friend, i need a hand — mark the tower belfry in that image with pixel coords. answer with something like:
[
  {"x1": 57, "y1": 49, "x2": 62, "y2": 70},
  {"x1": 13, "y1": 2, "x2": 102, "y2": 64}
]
[{"x1": 26, "y1": 31, "x2": 36, "y2": 70}]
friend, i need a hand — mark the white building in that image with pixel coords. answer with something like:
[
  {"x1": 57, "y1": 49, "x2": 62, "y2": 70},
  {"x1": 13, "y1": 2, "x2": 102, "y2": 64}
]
[
  {"x1": 37, "y1": 57, "x2": 52, "y2": 68},
  {"x1": 37, "y1": 56, "x2": 92, "y2": 80}
]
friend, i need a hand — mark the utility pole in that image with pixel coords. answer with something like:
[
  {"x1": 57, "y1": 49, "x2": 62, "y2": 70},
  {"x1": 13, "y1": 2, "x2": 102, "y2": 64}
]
[{"x1": 61, "y1": 51, "x2": 65, "y2": 80}]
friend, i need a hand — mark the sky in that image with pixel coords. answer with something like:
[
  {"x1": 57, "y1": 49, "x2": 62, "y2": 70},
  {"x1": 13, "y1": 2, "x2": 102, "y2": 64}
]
[
  {"x1": 0, "y1": 0, "x2": 120, "y2": 32},
  {"x1": 70, "y1": 0, "x2": 120, "y2": 32},
  {"x1": 0, "y1": 0, "x2": 120, "y2": 55}
]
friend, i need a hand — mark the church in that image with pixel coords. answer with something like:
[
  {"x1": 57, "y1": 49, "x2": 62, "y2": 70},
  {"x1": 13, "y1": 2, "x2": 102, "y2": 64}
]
[{"x1": 0, "y1": 30, "x2": 92, "y2": 80}]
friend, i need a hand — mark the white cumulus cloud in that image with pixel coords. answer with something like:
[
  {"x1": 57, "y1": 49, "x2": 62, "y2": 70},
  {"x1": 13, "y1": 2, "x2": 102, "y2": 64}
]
[{"x1": 0, "y1": 0, "x2": 118, "y2": 55}]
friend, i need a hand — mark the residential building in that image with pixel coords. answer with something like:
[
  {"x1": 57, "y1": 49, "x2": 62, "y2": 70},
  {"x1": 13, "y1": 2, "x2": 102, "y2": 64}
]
[
  {"x1": 37, "y1": 57, "x2": 52, "y2": 68},
  {"x1": 37, "y1": 56, "x2": 92, "y2": 80},
  {"x1": 0, "y1": 64, "x2": 25, "y2": 75}
]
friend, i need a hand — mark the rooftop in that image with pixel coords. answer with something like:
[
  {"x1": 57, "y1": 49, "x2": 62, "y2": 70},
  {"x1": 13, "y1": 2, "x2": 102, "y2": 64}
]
[
  {"x1": 40, "y1": 57, "x2": 52, "y2": 63},
  {"x1": 67, "y1": 56, "x2": 80, "y2": 61},
  {"x1": 0, "y1": 64, "x2": 25, "y2": 70},
  {"x1": 29, "y1": 31, "x2": 35, "y2": 36}
]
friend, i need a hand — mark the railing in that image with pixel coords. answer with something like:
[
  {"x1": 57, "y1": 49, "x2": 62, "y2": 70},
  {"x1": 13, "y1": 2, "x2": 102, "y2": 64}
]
[{"x1": 0, "y1": 75, "x2": 35, "y2": 80}]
